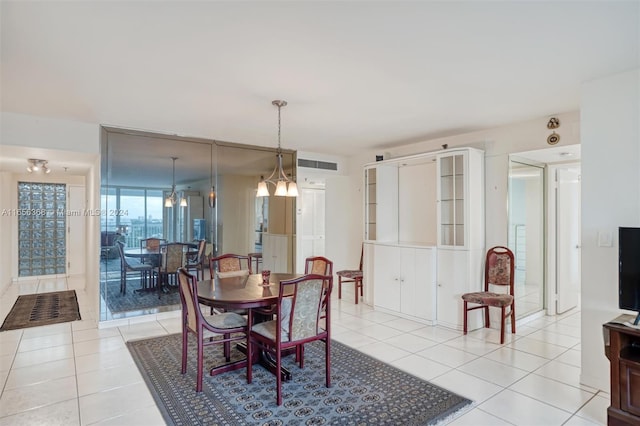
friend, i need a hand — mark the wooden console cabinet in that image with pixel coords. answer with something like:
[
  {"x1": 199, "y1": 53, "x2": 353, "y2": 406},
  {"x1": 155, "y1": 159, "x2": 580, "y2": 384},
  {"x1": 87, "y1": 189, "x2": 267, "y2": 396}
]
[{"x1": 604, "y1": 316, "x2": 640, "y2": 426}]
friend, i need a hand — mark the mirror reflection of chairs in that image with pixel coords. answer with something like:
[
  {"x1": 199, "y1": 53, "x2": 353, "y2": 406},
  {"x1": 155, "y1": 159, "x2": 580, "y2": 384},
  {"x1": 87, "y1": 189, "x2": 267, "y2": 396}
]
[
  {"x1": 185, "y1": 239, "x2": 207, "y2": 280},
  {"x1": 246, "y1": 273, "x2": 333, "y2": 406},
  {"x1": 177, "y1": 268, "x2": 247, "y2": 392},
  {"x1": 115, "y1": 241, "x2": 154, "y2": 295},
  {"x1": 157, "y1": 243, "x2": 186, "y2": 297},
  {"x1": 336, "y1": 245, "x2": 364, "y2": 304}
]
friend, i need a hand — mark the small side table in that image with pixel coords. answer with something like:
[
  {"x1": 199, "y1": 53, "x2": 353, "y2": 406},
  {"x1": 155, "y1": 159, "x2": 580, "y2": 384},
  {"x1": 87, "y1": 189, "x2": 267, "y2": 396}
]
[{"x1": 248, "y1": 252, "x2": 263, "y2": 274}]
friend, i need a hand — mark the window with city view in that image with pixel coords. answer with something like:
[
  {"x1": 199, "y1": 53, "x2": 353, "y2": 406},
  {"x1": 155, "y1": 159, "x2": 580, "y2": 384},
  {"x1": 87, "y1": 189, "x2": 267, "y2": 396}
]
[{"x1": 101, "y1": 187, "x2": 164, "y2": 247}]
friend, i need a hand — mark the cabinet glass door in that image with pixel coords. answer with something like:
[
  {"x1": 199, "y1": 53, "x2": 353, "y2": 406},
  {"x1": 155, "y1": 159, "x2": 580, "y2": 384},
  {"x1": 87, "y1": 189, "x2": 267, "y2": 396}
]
[
  {"x1": 439, "y1": 154, "x2": 465, "y2": 246},
  {"x1": 365, "y1": 168, "x2": 377, "y2": 241}
]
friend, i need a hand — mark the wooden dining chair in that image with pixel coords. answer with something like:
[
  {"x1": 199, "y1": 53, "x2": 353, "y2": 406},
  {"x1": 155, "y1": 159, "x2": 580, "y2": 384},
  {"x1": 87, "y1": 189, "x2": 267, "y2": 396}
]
[
  {"x1": 210, "y1": 253, "x2": 251, "y2": 277},
  {"x1": 185, "y1": 239, "x2": 207, "y2": 280},
  {"x1": 246, "y1": 273, "x2": 332, "y2": 405},
  {"x1": 177, "y1": 268, "x2": 247, "y2": 392},
  {"x1": 461, "y1": 246, "x2": 516, "y2": 344},
  {"x1": 140, "y1": 237, "x2": 167, "y2": 250},
  {"x1": 336, "y1": 244, "x2": 364, "y2": 304},
  {"x1": 158, "y1": 243, "x2": 185, "y2": 297},
  {"x1": 115, "y1": 241, "x2": 153, "y2": 295},
  {"x1": 304, "y1": 256, "x2": 334, "y2": 276}
]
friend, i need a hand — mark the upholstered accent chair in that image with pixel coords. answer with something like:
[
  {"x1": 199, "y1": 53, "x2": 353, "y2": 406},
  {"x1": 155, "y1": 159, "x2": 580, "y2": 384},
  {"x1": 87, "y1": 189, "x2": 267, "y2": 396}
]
[
  {"x1": 336, "y1": 244, "x2": 364, "y2": 304},
  {"x1": 177, "y1": 268, "x2": 247, "y2": 392},
  {"x1": 461, "y1": 246, "x2": 516, "y2": 344},
  {"x1": 246, "y1": 273, "x2": 332, "y2": 405}
]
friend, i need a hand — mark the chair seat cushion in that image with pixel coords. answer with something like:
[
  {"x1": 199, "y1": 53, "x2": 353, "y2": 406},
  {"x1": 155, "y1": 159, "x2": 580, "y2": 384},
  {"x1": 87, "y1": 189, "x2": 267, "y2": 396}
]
[
  {"x1": 203, "y1": 312, "x2": 247, "y2": 330},
  {"x1": 462, "y1": 291, "x2": 514, "y2": 307},
  {"x1": 336, "y1": 270, "x2": 363, "y2": 279},
  {"x1": 251, "y1": 320, "x2": 290, "y2": 342}
]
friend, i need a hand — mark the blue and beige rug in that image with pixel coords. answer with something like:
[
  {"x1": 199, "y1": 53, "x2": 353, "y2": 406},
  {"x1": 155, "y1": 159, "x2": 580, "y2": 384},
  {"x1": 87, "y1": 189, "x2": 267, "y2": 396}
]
[{"x1": 127, "y1": 333, "x2": 472, "y2": 425}]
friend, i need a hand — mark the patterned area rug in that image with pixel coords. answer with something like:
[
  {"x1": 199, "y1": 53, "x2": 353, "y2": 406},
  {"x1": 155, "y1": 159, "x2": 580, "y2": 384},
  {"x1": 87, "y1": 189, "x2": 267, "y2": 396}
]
[
  {"x1": 100, "y1": 258, "x2": 180, "y2": 314},
  {"x1": 0, "y1": 290, "x2": 81, "y2": 331},
  {"x1": 127, "y1": 333, "x2": 472, "y2": 425},
  {"x1": 100, "y1": 277, "x2": 180, "y2": 314}
]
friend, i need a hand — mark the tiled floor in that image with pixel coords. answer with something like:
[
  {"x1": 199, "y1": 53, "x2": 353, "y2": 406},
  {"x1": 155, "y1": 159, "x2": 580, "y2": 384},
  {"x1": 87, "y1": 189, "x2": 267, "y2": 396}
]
[{"x1": 0, "y1": 276, "x2": 608, "y2": 425}]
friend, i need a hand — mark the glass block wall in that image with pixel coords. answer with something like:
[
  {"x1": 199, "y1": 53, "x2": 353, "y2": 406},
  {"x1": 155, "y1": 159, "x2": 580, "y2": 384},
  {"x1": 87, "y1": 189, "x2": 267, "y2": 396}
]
[{"x1": 18, "y1": 182, "x2": 67, "y2": 277}]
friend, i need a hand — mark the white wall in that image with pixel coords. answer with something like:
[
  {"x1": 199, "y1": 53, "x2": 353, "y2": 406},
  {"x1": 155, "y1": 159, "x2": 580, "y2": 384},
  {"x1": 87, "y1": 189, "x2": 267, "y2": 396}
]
[
  {"x1": 0, "y1": 112, "x2": 100, "y2": 320},
  {"x1": 580, "y1": 68, "x2": 640, "y2": 391}
]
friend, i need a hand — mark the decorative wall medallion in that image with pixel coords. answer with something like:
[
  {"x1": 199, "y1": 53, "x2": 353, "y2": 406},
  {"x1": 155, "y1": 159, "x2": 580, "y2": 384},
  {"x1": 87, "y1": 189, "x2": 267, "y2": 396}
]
[{"x1": 547, "y1": 132, "x2": 560, "y2": 145}]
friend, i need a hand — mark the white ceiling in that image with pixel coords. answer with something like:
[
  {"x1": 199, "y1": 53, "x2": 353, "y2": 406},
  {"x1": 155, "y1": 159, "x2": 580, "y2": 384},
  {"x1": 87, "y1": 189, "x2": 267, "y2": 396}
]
[{"x1": 1, "y1": 1, "x2": 638, "y2": 161}]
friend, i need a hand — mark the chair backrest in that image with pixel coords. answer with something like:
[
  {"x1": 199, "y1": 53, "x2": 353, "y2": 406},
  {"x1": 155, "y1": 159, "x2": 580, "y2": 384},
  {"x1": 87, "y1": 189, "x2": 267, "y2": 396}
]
[
  {"x1": 304, "y1": 256, "x2": 333, "y2": 276},
  {"x1": 162, "y1": 243, "x2": 185, "y2": 273},
  {"x1": 116, "y1": 241, "x2": 131, "y2": 269},
  {"x1": 210, "y1": 253, "x2": 250, "y2": 277},
  {"x1": 195, "y1": 239, "x2": 206, "y2": 262},
  {"x1": 358, "y1": 243, "x2": 364, "y2": 271},
  {"x1": 177, "y1": 268, "x2": 200, "y2": 333},
  {"x1": 278, "y1": 274, "x2": 332, "y2": 343},
  {"x1": 141, "y1": 237, "x2": 166, "y2": 251},
  {"x1": 484, "y1": 246, "x2": 515, "y2": 294}
]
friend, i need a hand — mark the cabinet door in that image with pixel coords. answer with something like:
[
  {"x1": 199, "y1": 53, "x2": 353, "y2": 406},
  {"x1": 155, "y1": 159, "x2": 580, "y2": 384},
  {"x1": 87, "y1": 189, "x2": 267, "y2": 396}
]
[
  {"x1": 401, "y1": 247, "x2": 436, "y2": 321},
  {"x1": 373, "y1": 245, "x2": 401, "y2": 312},
  {"x1": 437, "y1": 152, "x2": 466, "y2": 248},
  {"x1": 436, "y1": 249, "x2": 470, "y2": 328}
]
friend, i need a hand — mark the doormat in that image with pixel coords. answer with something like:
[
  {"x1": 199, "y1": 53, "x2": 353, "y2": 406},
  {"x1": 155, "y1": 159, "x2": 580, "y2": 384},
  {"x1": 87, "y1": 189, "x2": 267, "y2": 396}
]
[
  {"x1": 0, "y1": 290, "x2": 81, "y2": 331},
  {"x1": 128, "y1": 333, "x2": 473, "y2": 425}
]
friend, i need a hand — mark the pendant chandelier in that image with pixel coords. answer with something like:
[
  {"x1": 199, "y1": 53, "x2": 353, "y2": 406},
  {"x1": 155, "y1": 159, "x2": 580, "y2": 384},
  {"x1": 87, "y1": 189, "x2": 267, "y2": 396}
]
[
  {"x1": 256, "y1": 100, "x2": 298, "y2": 197},
  {"x1": 165, "y1": 157, "x2": 188, "y2": 207}
]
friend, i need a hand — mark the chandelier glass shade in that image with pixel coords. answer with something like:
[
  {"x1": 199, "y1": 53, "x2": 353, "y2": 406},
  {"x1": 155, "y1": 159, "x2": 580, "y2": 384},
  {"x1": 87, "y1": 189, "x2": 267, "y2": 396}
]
[
  {"x1": 165, "y1": 157, "x2": 187, "y2": 207},
  {"x1": 27, "y1": 159, "x2": 51, "y2": 174},
  {"x1": 256, "y1": 100, "x2": 298, "y2": 198}
]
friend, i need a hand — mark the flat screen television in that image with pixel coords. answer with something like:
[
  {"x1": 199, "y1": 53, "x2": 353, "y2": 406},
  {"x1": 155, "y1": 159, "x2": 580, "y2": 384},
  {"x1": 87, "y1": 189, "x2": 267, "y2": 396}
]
[{"x1": 619, "y1": 227, "x2": 640, "y2": 325}]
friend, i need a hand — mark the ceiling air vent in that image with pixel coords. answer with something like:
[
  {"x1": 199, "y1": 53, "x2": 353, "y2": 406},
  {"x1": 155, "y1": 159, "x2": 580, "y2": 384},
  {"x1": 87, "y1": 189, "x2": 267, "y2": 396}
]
[{"x1": 298, "y1": 159, "x2": 338, "y2": 171}]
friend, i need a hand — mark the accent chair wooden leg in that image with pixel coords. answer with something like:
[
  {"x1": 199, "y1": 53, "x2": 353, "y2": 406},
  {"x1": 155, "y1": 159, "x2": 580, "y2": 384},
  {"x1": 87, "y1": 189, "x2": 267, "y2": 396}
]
[
  {"x1": 511, "y1": 303, "x2": 516, "y2": 334},
  {"x1": 463, "y1": 301, "x2": 468, "y2": 335},
  {"x1": 485, "y1": 306, "x2": 490, "y2": 328},
  {"x1": 354, "y1": 279, "x2": 359, "y2": 304},
  {"x1": 500, "y1": 306, "x2": 506, "y2": 345},
  {"x1": 338, "y1": 276, "x2": 342, "y2": 299},
  {"x1": 359, "y1": 278, "x2": 363, "y2": 296}
]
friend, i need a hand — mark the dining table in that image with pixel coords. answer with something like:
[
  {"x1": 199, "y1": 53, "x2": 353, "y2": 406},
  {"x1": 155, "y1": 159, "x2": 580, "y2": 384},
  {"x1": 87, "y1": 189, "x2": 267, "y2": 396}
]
[{"x1": 196, "y1": 272, "x2": 301, "y2": 380}]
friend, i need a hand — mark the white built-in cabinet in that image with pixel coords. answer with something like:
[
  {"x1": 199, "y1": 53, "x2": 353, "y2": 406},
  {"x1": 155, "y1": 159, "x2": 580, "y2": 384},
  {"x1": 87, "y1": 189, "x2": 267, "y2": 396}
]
[
  {"x1": 372, "y1": 244, "x2": 436, "y2": 322},
  {"x1": 363, "y1": 147, "x2": 484, "y2": 329}
]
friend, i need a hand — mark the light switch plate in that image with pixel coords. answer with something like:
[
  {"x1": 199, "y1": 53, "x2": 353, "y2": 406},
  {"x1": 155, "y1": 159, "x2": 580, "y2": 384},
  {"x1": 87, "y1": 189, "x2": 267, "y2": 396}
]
[{"x1": 598, "y1": 230, "x2": 613, "y2": 247}]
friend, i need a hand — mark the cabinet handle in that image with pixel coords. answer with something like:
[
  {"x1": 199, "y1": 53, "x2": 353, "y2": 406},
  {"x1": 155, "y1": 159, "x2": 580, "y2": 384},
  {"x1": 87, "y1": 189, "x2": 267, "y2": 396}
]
[{"x1": 438, "y1": 283, "x2": 442, "y2": 287}]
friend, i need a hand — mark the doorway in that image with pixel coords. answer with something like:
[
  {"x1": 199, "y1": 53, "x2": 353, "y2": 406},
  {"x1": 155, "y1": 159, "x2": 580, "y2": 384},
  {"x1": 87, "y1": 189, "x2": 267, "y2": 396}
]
[
  {"x1": 508, "y1": 157, "x2": 545, "y2": 318},
  {"x1": 508, "y1": 144, "x2": 581, "y2": 319}
]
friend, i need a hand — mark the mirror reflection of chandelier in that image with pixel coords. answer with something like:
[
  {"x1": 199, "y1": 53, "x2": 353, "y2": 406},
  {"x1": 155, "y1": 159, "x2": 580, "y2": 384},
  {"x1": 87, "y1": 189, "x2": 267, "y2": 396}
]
[
  {"x1": 165, "y1": 157, "x2": 188, "y2": 207},
  {"x1": 256, "y1": 100, "x2": 298, "y2": 197}
]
